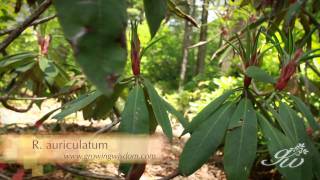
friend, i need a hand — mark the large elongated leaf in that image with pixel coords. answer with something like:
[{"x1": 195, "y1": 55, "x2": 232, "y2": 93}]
[
  {"x1": 279, "y1": 102, "x2": 308, "y2": 143},
  {"x1": 162, "y1": 99, "x2": 189, "y2": 129},
  {"x1": 143, "y1": 79, "x2": 172, "y2": 140},
  {"x1": 289, "y1": 95, "x2": 320, "y2": 131},
  {"x1": 143, "y1": 0, "x2": 167, "y2": 38},
  {"x1": 257, "y1": 113, "x2": 299, "y2": 180},
  {"x1": 224, "y1": 98, "x2": 257, "y2": 180},
  {"x1": 119, "y1": 86, "x2": 149, "y2": 134},
  {"x1": 54, "y1": 0, "x2": 127, "y2": 95},
  {"x1": 181, "y1": 90, "x2": 235, "y2": 135},
  {"x1": 246, "y1": 66, "x2": 276, "y2": 84},
  {"x1": 274, "y1": 103, "x2": 313, "y2": 179},
  {"x1": 179, "y1": 102, "x2": 235, "y2": 176},
  {"x1": 53, "y1": 91, "x2": 102, "y2": 120}
]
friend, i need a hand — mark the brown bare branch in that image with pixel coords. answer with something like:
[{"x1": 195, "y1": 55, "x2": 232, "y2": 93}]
[
  {"x1": 0, "y1": 0, "x2": 52, "y2": 51},
  {"x1": 0, "y1": 15, "x2": 56, "y2": 36}
]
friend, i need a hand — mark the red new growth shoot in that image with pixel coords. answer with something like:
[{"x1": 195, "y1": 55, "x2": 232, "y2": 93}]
[
  {"x1": 38, "y1": 34, "x2": 51, "y2": 56},
  {"x1": 244, "y1": 52, "x2": 259, "y2": 88},
  {"x1": 275, "y1": 49, "x2": 303, "y2": 91},
  {"x1": 130, "y1": 23, "x2": 141, "y2": 76}
]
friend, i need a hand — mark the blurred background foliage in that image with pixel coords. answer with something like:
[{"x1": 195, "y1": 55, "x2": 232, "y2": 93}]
[{"x1": 0, "y1": 0, "x2": 319, "y2": 121}]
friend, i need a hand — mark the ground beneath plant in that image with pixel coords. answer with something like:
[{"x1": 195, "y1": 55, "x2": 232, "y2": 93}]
[{"x1": 0, "y1": 100, "x2": 227, "y2": 179}]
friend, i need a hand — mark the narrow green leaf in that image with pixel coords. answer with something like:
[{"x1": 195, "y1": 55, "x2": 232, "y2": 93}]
[
  {"x1": 0, "y1": 52, "x2": 37, "y2": 73},
  {"x1": 162, "y1": 99, "x2": 189, "y2": 129},
  {"x1": 224, "y1": 98, "x2": 257, "y2": 180},
  {"x1": 179, "y1": 102, "x2": 235, "y2": 176},
  {"x1": 143, "y1": 0, "x2": 167, "y2": 38},
  {"x1": 246, "y1": 66, "x2": 276, "y2": 84},
  {"x1": 143, "y1": 79, "x2": 172, "y2": 140},
  {"x1": 53, "y1": 91, "x2": 102, "y2": 120},
  {"x1": 54, "y1": 0, "x2": 127, "y2": 95},
  {"x1": 290, "y1": 95, "x2": 320, "y2": 131},
  {"x1": 119, "y1": 86, "x2": 149, "y2": 134},
  {"x1": 181, "y1": 89, "x2": 235, "y2": 135}
]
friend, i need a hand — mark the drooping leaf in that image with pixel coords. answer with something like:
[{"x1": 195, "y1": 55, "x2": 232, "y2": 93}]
[
  {"x1": 143, "y1": 0, "x2": 167, "y2": 38},
  {"x1": 53, "y1": 91, "x2": 102, "y2": 120},
  {"x1": 275, "y1": 103, "x2": 313, "y2": 179},
  {"x1": 246, "y1": 66, "x2": 276, "y2": 84},
  {"x1": 289, "y1": 95, "x2": 320, "y2": 131},
  {"x1": 119, "y1": 86, "x2": 149, "y2": 134},
  {"x1": 162, "y1": 99, "x2": 189, "y2": 129},
  {"x1": 179, "y1": 102, "x2": 235, "y2": 176},
  {"x1": 54, "y1": 0, "x2": 127, "y2": 95},
  {"x1": 143, "y1": 79, "x2": 172, "y2": 140},
  {"x1": 257, "y1": 113, "x2": 299, "y2": 180},
  {"x1": 224, "y1": 98, "x2": 257, "y2": 180},
  {"x1": 181, "y1": 89, "x2": 235, "y2": 135},
  {"x1": 278, "y1": 102, "x2": 308, "y2": 143}
]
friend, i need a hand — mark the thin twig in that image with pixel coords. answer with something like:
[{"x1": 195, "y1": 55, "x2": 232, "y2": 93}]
[
  {"x1": 94, "y1": 107, "x2": 121, "y2": 135},
  {"x1": 0, "y1": 0, "x2": 52, "y2": 51},
  {"x1": 158, "y1": 170, "x2": 180, "y2": 180},
  {"x1": 0, "y1": 15, "x2": 56, "y2": 36},
  {"x1": 0, "y1": 85, "x2": 83, "y2": 101},
  {"x1": 0, "y1": 100, "x2": 33, "y2": 113},
  {"x1": 56, "y1": 164, "x2": 122, "y2": 180}
]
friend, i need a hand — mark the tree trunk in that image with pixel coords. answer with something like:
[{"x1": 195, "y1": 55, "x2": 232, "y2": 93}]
[
  {"x1": 179, "y1": 0, "x2": 195, "y2": 89},
  {"x1": 195, "y1": 0, "x2": 209, "y2": 75}
]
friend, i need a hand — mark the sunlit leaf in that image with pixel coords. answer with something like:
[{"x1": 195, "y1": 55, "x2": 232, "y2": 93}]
[{"x1": 143, "y1": 0, "x2": 167, "y2": 38}]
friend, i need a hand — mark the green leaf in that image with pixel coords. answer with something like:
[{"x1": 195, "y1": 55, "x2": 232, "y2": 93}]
[
  {"x1": 181, "y1": 89, "x2": 235, "y2": 135},
  {"x1": 53, "y1": 91, "x2": 102, "y2": 120},
  {"x1": 39, "y1": 57, "x2": 59, "y2": 85},
  {"x1": 224, "y1": 98, "x2": 257, "y2": 180},
  {"x1": 278, "y1": 102, "x2": 308, "y2": 143},
  {"x1": 0, "y1": 52, "x2": 37, "y2": 73},
  {"x1": 246, "y1": 66, "x2": 276, "y2": 84},
  {"x1": 83, "y1": 83, "x2": 125, "y2": 120},
  {"x1": 54, "y1": 0, "x2": 127, "y2": 95},
  {"x1": 275, "y1": 103, "x2": 313, "y2": 179},
  {"x1": 143, "y1": 0, "x2": 167, "y2": 38},
  {"x1": 162, "y1": 99, "x2": 189, "y2": 129},
  {"x1": 119, "y1": 86, "x2": 149, "y2": 134},
  {"x1": 257, "y1": 113, "x2": 299, "y2": 180},
  {"x1": 290, "y1": 95, "x2": 320, "y2": 131},
  {"x1": 143, "y1": 79, "x2": 172, "y2": 140},
  {"x1": 179, "y1": 102, "x2": 235, "y2": 176}
]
